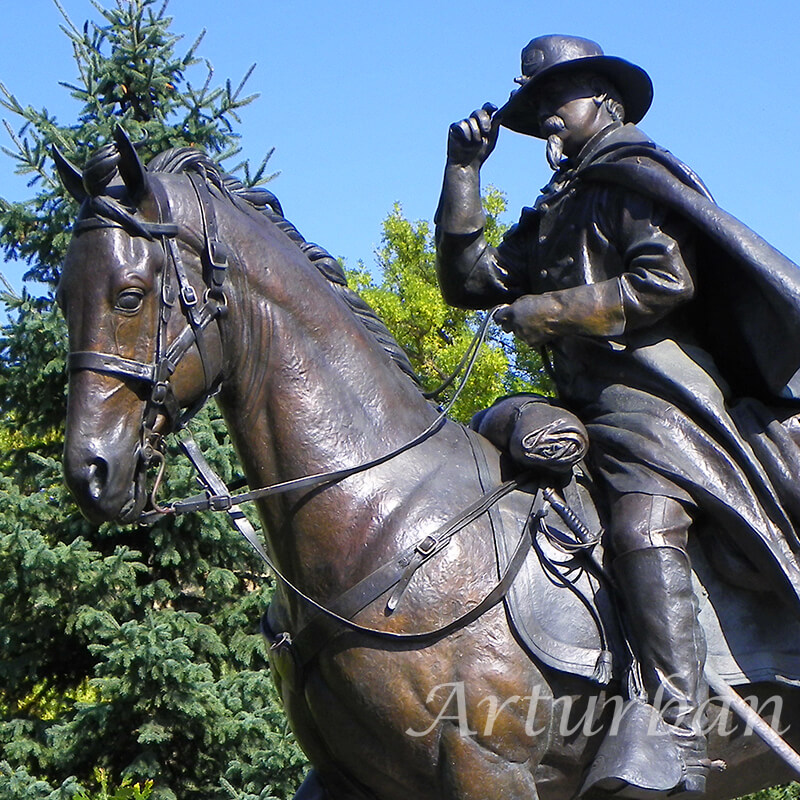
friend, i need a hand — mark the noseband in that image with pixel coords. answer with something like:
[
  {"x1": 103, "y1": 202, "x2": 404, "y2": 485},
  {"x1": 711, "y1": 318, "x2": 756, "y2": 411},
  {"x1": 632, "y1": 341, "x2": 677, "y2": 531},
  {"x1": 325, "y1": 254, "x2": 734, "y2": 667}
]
[{"x1": 67, "y1": 172, "x2": 230, "y2": 494}]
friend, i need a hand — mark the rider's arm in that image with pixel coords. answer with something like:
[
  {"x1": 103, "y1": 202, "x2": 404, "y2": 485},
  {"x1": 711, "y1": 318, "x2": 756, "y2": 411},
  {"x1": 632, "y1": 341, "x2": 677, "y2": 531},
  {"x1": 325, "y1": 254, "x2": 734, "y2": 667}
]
[
  {"x1": 435, "y1": 168, "x2": 533, "y2": 309},
  {"x1": 434, "y1": 104, "x2": 530, "y2": 310},
  {"x1": 497, "y1": 188, "x2": 695, "y2": 345}
]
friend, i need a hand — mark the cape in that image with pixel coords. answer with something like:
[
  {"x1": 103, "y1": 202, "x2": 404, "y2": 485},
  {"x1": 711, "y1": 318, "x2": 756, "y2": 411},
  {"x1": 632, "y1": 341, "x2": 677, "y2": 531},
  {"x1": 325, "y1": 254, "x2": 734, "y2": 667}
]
[
  {"x1": 564, "y1": 127, "x2": 800, "y2": 611},
  {"x1": 577, "y1": 127, "x2": 800, "y2": 403}
]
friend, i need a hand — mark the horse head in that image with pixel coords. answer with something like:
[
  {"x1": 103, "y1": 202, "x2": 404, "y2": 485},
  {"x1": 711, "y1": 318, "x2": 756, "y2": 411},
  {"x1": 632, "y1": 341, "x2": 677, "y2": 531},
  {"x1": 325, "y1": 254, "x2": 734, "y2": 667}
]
[{"x1": 57, "y1": 127, "x2": 226, "y2": 523}]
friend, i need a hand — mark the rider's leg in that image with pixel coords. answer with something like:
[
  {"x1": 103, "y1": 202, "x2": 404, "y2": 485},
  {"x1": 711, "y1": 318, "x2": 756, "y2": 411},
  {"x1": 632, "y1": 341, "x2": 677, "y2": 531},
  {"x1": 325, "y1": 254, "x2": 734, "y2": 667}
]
[{"x1": 609, "y1": 492, "x2": 709, "y2": 795}]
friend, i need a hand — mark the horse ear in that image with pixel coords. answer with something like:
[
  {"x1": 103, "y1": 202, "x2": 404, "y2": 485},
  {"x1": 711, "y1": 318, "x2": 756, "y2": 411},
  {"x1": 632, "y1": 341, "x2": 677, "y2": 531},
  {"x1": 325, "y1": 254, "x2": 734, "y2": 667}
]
[
  {"x1": 113, "y1": 124, "x2": 148, "y2": 199},
  {"x1": 52, "y1": 145, "x2": 88, "y2": 204}
]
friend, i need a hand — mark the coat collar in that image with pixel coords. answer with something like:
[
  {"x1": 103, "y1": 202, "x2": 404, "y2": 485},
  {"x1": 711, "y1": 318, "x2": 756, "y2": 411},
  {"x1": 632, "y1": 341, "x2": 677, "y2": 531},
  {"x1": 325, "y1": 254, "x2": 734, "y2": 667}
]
[{"x1": 540, "y1": 123, "x2": 654, "y2": 199}]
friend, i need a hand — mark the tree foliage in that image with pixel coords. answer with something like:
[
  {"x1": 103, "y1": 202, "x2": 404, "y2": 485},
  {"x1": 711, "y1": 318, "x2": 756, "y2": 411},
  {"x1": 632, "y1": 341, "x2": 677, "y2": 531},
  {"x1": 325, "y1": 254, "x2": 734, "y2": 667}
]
[
  {"x1": 0, "y1": 2, "x2": 304, "y2": 799},
  {"x1": 742, "y1": 786, "x2": 800, "y2": 800},
  {"x1": 1, "y1": 4, "x2": 547, "y2": 797},
  {"x1": 348, "y1": 189, "x2": 550, "y2": 423}
]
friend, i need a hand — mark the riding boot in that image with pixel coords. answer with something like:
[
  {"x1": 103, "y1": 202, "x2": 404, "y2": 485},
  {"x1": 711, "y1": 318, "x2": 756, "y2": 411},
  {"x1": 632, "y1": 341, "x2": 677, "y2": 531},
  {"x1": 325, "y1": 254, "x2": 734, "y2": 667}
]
[{"x1": 613, "y1": 545, "x2": 709, "y2": 795}]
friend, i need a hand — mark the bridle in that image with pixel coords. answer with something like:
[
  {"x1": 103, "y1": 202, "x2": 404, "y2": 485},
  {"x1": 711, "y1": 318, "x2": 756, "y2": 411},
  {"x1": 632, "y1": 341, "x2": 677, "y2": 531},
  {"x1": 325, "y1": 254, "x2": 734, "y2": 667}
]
[
  {"x1": 66, "y1": 171, "x2": 230, "y2": 506},
  {"x1": 64, "y1": 166, "x2": 504, "y2": 523},
  {"x1": 60, "y1": 170, "x2": 800, "y2": 771}
]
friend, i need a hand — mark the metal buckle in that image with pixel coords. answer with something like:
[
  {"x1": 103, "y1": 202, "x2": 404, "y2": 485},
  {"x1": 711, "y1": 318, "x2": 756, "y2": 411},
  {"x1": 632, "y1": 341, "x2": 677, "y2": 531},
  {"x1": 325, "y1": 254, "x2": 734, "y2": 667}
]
[
  {"x1": 151, "y1": 381, "x2": 169, "y2": 405},
  {"x1": 208, "y1": 493, "x2": 232, "y2": 512},
  {"x1": 415, "y1": 535, "x2": 438, "y2": 557},
  {"x1": 181, "y1": 285, "x2": 198, "y2": 307},
  {"x1": 209, "y1": 240, "x2": 229, "y2": 270}
]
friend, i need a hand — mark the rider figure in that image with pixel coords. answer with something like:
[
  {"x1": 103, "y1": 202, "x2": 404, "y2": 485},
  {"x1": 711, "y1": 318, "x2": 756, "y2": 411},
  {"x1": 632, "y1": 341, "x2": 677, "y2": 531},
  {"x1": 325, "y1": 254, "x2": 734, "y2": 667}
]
[{"x1": 435, "y1": 34, "x2": 800, "y2": 797}]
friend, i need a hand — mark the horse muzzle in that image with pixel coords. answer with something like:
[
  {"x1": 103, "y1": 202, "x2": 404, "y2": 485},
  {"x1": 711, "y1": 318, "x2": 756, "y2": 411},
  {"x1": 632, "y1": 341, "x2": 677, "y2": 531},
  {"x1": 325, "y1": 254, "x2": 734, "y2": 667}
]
[{"x1": 63, "y1": 437, "x2": 148, "y2": 525}]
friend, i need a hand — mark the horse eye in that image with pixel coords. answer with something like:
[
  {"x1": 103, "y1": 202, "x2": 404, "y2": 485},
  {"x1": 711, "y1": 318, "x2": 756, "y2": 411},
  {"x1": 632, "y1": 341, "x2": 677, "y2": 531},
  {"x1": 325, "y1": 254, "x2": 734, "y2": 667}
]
[{"x1": 116, "y1": 288, "x2": 145, "y2": 313}]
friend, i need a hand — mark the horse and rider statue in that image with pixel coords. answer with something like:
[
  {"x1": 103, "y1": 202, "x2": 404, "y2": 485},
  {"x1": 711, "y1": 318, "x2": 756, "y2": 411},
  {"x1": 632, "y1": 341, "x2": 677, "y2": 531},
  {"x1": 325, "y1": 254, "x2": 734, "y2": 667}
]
[{"x1": 55, "y1": 34, "x2": 800, "y2": 800}]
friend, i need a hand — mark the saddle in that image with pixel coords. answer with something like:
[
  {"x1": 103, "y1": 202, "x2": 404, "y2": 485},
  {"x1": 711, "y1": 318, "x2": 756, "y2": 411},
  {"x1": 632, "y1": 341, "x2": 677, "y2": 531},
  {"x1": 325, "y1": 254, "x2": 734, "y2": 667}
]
[{"x1": 471, "y1": 394, "x2": 800, "y2": 689}]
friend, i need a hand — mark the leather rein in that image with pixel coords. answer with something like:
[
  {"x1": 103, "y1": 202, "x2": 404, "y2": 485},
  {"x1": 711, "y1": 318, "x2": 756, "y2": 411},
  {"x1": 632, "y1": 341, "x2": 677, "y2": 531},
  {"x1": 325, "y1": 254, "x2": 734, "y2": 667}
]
[{"x1": 65, "y1": 172, "x2": 551, "y2": 652}]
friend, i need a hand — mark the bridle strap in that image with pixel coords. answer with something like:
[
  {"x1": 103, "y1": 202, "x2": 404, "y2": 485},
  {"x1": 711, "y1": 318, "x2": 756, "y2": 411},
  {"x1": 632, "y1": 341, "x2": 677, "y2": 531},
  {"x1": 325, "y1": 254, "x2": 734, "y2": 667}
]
[
  {"x1": 68, "y1": 175, "x2": 529, "y2": 649},
  {"x1": 269, "y1": 488, "x2": 544, "y2": 660},
  {"x1": 140, "y1": 305, "x2": 505, "y2": 522},
  {"x1": 68, "y1": 351, "x2": 157, "y2": 383},
  {"x1": 67, "y1": 173, "x2": 227, "y2": 441},
  {"x1": 73, "y1": 216, "x2": 180, "y2": 239},
  {"x1": 177, "y1": 424, "x2": 539, "y2": 652},
  {"x1": 187, "y1": 172, "x2": 229, "y2": 298}
]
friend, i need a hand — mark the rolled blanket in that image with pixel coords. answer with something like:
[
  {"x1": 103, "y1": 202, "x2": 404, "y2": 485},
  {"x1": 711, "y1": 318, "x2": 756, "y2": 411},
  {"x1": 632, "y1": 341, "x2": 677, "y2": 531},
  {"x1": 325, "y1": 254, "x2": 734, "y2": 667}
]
[{"x1": 471, "y1": 393, "x2": 589, "y2": 475}]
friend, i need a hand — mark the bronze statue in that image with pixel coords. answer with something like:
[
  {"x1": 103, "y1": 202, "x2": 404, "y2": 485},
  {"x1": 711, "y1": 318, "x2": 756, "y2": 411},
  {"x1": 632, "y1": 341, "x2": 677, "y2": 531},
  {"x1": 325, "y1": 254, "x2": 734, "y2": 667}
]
[
  {"x1": 436, "y1": 34, "x2": 800, "y2": 796},
  {"x1": 55, "y1": 124, "x2": 800, "y2": 798}
]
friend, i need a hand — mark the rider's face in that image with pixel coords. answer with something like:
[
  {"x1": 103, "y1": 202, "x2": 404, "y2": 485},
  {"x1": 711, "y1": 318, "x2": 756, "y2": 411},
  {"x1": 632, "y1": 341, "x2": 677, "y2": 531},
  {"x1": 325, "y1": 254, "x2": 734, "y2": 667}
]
[{"x1": 535, "y1": 77, "x2": 606, "y2": 157}]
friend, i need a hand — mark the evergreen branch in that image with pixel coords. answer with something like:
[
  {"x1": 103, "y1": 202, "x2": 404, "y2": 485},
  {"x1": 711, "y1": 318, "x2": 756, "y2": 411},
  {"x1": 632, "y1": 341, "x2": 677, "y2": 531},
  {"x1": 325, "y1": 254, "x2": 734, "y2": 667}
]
[
  {"x1": 231, "y1": 64, "x2": 256, "y2": 102},
  {"x1": 182, "y1": 29, "x2": 206, "y2": 67},
  {"x1": 57, "y1": 81, "x2": 87, "y2": 96},
  {"x1": 2, "y1": 120, "x2": 25, "y2": 157},
  {"x1": 53, "y1": 0, "x2": 82, "y2": 37},
  {"x1": 198, "y1": 59, "x2": 214, "y2": 100},
  {"x1": 230, "y1": 92, "x2": 259, "y2": 110},
  {"x1": 0, "y1": 271, "x2": 20, "y2": 299},
  {"x1": 0, "y1": 4, "x2": 305, "y2": 791},
  {"x1": 0, "y1": 82, "x2": 25, "y2": 116}
]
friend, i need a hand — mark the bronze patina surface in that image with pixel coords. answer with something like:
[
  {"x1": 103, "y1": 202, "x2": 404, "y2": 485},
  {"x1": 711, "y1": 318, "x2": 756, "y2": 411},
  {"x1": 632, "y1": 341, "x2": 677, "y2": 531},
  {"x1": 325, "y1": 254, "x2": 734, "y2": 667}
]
[
  {"x1": 436, "y1": 34, "x2": 800, "y2": 797},
  {"x1": 56, "y1": 72, "x2": 800, "y2": 797}
]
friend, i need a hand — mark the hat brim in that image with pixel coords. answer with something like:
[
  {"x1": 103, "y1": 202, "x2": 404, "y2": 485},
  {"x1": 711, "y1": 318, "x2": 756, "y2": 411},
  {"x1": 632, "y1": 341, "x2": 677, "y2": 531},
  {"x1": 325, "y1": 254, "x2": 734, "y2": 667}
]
[{"x1": 496, "y1": 55, "x2": 653, "y2": 138}]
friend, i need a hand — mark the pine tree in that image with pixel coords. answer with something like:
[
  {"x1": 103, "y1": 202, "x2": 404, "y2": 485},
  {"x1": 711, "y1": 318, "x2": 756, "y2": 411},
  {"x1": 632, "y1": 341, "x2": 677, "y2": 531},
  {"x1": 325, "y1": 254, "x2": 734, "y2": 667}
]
[{"x1": 0, "y1": 2, "x2": 304, "y2": 799}]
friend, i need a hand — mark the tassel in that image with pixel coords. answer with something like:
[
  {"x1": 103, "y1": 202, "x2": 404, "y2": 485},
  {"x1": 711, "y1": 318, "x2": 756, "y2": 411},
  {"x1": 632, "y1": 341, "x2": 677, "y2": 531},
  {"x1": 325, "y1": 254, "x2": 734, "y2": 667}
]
[{"x1": 592, "y1": 649, "x2": 614, "y2": 685}]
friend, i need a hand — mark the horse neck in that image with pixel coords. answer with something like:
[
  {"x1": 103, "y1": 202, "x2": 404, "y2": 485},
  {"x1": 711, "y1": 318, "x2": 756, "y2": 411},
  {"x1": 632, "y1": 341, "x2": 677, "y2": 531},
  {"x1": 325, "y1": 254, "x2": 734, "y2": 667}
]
[{"x1": 208, "y1": 193, "x2": 441, "y2": 568}]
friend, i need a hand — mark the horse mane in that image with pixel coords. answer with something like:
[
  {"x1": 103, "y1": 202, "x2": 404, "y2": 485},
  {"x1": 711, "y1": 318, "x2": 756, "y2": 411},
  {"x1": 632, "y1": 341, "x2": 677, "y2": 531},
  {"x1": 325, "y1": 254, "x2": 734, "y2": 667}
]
[{"x1": 145, "y1": 147, "x2": 421, "y2": 387}]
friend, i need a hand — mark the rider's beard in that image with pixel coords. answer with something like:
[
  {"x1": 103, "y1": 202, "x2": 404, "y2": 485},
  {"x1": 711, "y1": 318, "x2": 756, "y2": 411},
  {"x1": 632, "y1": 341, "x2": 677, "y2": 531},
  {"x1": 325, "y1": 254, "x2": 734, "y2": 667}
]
[
  {"x1": 546, "y1": 134, "x2": 565, "y2": 171},
  {"x1": 542, "y1": 114, "x2": 567, "y2": 171}
]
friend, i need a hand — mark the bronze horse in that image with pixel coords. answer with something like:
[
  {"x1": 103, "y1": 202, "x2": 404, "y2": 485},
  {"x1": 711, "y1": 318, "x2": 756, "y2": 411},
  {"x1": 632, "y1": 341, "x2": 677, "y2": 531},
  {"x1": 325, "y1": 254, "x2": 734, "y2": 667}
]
[{"x1": 56, "y1": 131, "x2": 800, "y2": 799}]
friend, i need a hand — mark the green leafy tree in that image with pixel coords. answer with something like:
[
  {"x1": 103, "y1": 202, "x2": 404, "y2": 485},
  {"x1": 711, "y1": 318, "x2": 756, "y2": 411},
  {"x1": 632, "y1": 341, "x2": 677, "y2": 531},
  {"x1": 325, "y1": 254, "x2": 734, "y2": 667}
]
[
  {"x1": 348, "y1": 188, "x2": 551, "y2": 424},
  {"x1": 741, "y1": 785, "x2": 800, "y2": 800},
  {"x1": 0, "y1": 2, "x2": 304, "y2": 799}
]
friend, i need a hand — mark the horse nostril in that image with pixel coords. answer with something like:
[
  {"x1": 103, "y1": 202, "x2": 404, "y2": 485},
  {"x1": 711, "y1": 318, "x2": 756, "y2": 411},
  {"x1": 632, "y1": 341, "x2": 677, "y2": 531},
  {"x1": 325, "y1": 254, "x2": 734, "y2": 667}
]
[{"x1": 86, "y1": 458, "x2": 109, "y2": 501}]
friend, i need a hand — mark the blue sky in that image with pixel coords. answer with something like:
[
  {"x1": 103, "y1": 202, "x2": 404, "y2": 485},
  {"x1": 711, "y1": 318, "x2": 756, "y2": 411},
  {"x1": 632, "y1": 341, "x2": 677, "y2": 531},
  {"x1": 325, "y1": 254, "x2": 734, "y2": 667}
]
[{"x1": 2, "y1": 0, "x2": 800, "y2": 294}]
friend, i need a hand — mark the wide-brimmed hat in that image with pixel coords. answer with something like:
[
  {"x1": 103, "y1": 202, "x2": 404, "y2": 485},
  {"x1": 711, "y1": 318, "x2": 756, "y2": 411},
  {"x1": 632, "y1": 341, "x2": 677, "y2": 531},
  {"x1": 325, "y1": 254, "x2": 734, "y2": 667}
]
[{"x1": 497, "y1": 35, "x2": 653, "y2": 138}]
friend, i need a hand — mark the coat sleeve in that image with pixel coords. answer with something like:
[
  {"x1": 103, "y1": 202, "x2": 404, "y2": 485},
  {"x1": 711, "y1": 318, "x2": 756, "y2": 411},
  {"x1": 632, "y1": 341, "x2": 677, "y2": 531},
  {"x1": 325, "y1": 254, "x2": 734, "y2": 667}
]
[
  {"x1": 611, "y1": 189, "x2": 697, "y2": 330},
  {"x1": 435, "y1": 207, "x2": 536, "y2": 310},
  {"x1": 434, "y1": 158, "x2": 535, "y2": 309},
  {"x1": 518, "y1": 188, "x2": 697, "y2": 342}
]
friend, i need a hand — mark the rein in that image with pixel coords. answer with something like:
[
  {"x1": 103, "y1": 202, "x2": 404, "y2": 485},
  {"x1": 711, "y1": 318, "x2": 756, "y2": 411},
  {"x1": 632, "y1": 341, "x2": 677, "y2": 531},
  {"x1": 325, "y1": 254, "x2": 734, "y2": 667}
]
[
  {"x1": 140, "y1": 303, "x2": 505, "y2": 523},
  {"x1": 67, "y1": 168, "x2": 533, "y2": 649}
]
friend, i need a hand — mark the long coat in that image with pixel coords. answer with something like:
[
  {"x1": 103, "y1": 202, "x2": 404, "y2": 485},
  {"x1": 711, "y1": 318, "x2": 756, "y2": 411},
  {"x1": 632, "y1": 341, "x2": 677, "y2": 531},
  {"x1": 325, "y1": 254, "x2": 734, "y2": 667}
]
[{"x1": 436, "y1": 122, "x2": 800, "y2": 609}]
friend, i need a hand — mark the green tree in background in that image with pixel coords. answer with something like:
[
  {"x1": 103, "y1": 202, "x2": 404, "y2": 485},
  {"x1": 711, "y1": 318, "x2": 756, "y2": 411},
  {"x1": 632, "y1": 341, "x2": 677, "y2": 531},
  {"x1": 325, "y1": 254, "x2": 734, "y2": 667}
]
[
  {"x1": 0, "y1": 3, "x2": 798, "y2": 800},
  {"x1": 0, "y1": 2, "x2": 302, "y2": 799},
  {"x1": 349, "y1": 189, "x2": 549, "y2": 424}
]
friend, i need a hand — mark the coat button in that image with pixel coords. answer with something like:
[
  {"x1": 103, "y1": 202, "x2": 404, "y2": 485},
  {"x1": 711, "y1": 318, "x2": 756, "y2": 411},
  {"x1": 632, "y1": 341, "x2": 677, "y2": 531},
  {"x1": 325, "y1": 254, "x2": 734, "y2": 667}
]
[{"x1": 539, "y1": 269, "x2": 548, "y2": 279}]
